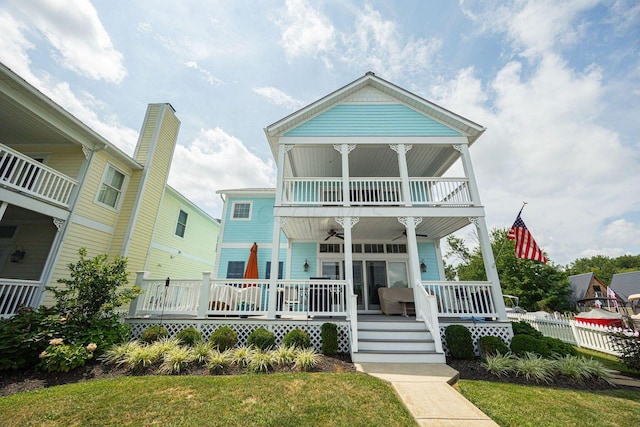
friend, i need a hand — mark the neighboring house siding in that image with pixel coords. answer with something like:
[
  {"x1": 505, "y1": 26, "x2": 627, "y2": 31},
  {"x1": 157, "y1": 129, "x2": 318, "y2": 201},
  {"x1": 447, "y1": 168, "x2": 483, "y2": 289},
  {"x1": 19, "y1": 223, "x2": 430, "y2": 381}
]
[
  {"x1": 418, "y1": 242, "x2": 440, "y2": 281},
  {"x1": 145, "y1": 187, "x2": 219, "y2": 279},
  {"x1": 284, "y1": 104, "x2": 462, "y2": 137},
  {"x1": 290, "y1": 242, "x2": 317, "y2": 279},
  {"x1": 23, "y1": 145, "x2": 85, "y2": 179}
]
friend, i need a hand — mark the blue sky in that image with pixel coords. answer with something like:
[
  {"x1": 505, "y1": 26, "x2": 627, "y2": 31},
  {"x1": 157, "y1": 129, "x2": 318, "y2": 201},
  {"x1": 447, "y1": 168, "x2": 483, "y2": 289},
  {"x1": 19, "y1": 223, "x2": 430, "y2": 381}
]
[{"x1": 1, "y1": 0, "x2": 639, "y2": 265}]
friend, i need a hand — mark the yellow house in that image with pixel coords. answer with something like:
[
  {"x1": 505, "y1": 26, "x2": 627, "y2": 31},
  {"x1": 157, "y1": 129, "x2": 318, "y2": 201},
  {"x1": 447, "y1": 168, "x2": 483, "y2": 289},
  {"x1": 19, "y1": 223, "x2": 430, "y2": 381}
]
[{"x1": 0, "y1": 62, "x2": 219, "y2": 316}]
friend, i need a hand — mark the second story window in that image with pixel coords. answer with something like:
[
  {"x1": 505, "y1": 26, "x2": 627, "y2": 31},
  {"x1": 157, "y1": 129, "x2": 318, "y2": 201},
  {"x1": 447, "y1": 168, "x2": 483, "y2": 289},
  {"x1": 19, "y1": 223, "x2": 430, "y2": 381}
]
[
  {"x1": 231, "y1": 202, "x2": 252, "y2": 220},
  {"x1": 97, "y1": 165, "x2": 125, "y2": 208},
  {"x1": 175, "y1": 210, "x2": 188, "y2": 237}
]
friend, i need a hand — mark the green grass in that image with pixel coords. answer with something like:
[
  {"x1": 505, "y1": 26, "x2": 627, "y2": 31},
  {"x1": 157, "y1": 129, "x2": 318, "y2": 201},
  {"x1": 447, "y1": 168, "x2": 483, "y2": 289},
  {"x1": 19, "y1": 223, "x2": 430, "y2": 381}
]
[
  {"x1": 458, "y1": 380, "x2": 640, "y2": 427},
  {"x1": 0, "y1": 373, "x2": 416, "y2": 427},
  {"x1": 576, "y1": 347, "x2": 640, "y2": 376}
]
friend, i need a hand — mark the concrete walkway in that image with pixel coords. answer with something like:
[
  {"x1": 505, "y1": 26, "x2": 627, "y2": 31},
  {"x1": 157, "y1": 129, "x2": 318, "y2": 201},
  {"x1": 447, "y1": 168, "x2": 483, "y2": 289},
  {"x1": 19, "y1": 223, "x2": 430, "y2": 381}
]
[{"x1": 355, "y1": 363, "x2": 498, "y2": 427}]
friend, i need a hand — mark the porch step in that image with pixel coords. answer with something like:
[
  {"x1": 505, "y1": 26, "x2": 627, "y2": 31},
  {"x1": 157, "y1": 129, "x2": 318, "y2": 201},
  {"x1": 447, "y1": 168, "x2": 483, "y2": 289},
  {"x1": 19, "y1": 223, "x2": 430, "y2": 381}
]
[{"x1": 353, "y1": 318, "x2": 445, "y2": 364}]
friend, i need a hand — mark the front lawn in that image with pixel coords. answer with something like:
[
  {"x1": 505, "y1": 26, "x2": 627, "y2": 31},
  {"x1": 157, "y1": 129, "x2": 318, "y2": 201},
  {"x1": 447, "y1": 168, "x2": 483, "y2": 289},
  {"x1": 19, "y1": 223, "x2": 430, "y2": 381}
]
[
  {"x1": 0, "y1": 373, "x2": 416, "y2": 427},
  {"x1": 458, "y1": 380, "x2": 640, "y2": 427}
]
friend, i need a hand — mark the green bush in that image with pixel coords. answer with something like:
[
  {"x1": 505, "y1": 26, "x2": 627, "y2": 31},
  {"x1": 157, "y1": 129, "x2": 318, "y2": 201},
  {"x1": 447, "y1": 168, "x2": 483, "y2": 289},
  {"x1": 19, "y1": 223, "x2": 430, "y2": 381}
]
[
  {"x1": 282, "y1": 328, "x2": 311, "y2": 349},
  {"x1": 511, "y1": 321, "x2": 543, "y2": 338},
  {"x1": 176, "y1": 327, "x2": 203, "y2": 346},
  {"x1": 542, "y1": 336, "x2": 577, "y2": 357},
  {"x1": 247, "y1": 327, "x2": 275, "y2": 350},
  {"x1": 37, "y1": 339, "x2": 98, "y2": 373},
  {"x1": 209, "y1": 326, "x2": 237, "y2": 351},
  {"x1": 510, "y1": 334, "x2": 549, "y2": 357},
  {"x1": 478, "y1": 335, "x2": 509, "y2": 359},
  {"x1": 445, "y1": 325, "x2": 474, "y2": 359},
  {"x1": 321, "y1": 323, "x2": 338, "y2": 355},
  {"x1": 140, "y1": 326, "x2": 168, "y2": 344}
]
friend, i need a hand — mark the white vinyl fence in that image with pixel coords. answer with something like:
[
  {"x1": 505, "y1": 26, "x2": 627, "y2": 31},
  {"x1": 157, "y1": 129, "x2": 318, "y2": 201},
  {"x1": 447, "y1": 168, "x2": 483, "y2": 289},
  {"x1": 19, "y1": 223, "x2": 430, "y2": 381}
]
[{"x1": 508, "y1": 312, "x2": 639, "y2": 356}]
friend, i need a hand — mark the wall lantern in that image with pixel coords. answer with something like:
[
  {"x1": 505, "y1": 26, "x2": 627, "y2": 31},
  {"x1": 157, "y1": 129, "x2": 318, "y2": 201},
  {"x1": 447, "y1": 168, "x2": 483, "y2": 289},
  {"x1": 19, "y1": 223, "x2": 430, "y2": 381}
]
[
  {"x1": 11, "y1": 246, "x2": 26, "y2": 263},
  {"x1": 303, "y1": 259, "x2": 310, "y2": 272},
  {"x1": 420, "y1": 259, "x2": 427, "y2": 273}
]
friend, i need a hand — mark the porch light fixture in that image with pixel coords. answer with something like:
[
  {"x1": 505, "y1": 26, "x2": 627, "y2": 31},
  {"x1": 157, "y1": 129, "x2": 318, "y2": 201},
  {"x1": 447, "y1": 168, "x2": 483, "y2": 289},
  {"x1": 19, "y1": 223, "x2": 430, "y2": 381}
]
[
  {"x1": 303, "y1": 259, "x2": 309, "y2": 272},
  {"x1": 10, "y1": 246, "x2": 26, "y2": 263},
  {"x1": 420, "y1": 259, "x2": 427, "y2": 273}
]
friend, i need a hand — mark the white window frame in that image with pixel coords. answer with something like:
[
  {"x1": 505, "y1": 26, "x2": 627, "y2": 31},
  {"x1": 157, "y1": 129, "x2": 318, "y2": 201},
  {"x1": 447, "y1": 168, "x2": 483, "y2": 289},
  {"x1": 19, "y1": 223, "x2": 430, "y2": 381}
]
[
  {"x1": 175, "y1": 209, "x2": 188, "y2": 238},
  {"x1": 230, "y1": 201, "x2": 252, "y2": 221},
  {"x1": 95, "y1": 163, "x2": 128, "y2": 210}
]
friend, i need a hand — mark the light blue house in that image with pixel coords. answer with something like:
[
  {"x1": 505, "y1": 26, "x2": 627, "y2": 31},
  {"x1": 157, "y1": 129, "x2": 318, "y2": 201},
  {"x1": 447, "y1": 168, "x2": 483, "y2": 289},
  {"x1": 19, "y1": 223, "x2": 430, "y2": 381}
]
[{"x1": 130, "y1": 72, "x2": 512, "y2": 363}]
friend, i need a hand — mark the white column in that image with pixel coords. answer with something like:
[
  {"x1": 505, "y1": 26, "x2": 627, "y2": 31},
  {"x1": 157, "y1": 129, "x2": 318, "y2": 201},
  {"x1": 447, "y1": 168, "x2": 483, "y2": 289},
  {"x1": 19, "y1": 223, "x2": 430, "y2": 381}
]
[
  {"x1": 454, "y1": 144, "x2": 481, "y2": 206},
  {"x1": 435, "y1": 239, "x2": 446, "y2": 281},
  {"x1": 334, "y1": 144, "x2": 355, "y2": 206},
  {"x1": 336, "y1": 216, "x2": 359, "y2": 288},
  {"x1": 267, "y1": 217, "x2": 287, "y2": 318},
  {"x1": 128, "y1": 271, "x2": 148, "y2": 318},
  {"x1": 398, "y1": 216, "x2": 423, "y2": 287},
  {"x1": 275, "y1": 144, "x2": 293, "y2": 206},
  {"x1": 390, "y1": 144, "x2": 413, "y2": 206},
  {"x1": 197, "y1": 272, "x2": 212, "y2": 318},
  {"x1": 470, "y1": 217, "x2": 508, "y2": 320}
]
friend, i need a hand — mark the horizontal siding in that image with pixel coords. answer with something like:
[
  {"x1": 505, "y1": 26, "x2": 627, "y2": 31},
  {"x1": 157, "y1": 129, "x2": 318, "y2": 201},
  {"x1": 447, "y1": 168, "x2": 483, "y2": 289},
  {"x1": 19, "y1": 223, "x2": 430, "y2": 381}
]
[
  {"x1": 0, "y1": 219, "x2": 57, "y2": 281},
  {"x1": 146, "y1": 247, "x2": 214, "y2": 279},
  {"x1": 417, "y1": 242, "x2": 439, "y2": 281},
  {"x1": 23, "y1": 145, "x2": 85, "y2": 179},
  {"x1": 222, "y1": 197, "x2": 280, "y2": 243},
  {"x1": 217, "y1": 247, "x2": 286, "y2": 280},
  {"x1": 290, "y1": 242, "x2": 317, "y2": 279},
  {"x1": 284, "y1": 104, "x2": 461, "y2": 137}
]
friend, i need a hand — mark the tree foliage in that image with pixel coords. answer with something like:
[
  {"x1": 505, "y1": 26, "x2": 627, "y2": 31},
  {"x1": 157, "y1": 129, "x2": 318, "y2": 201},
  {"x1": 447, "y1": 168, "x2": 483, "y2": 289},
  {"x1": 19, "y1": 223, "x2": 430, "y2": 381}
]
[
  {"x1": 446, "y1": 229, "x2": 573, "y2": 312},
  {"x1": 566, "y1": 254, "x2": 640, "y2": 284}
]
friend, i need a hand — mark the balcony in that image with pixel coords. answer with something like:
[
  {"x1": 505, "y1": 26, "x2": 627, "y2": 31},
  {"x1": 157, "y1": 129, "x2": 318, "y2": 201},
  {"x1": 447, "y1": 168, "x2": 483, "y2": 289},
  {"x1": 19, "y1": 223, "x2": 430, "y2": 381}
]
[
  {"x1": 0, "y1": 144, "x2": 78, "y2": 208},
  {"x1": 281, "y1": 177, "x2": 472, "y2": 207}
]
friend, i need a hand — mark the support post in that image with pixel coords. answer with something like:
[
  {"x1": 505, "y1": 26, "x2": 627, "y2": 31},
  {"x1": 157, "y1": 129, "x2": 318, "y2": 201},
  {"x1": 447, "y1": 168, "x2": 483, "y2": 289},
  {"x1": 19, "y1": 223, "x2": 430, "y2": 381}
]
[
  {"x1": 398, "y1": 217, "x2": 422, "y2": 287},
  {"x1": 390, "y1": 144, "x2": 412, "y2": 206},
  {"x1": 334, "y1": 144, "x2": 355, "y2": 206},
  {"x1": 267, "y1": 217, "x2": 286, "y2": 318},
  {"x1": 197, "y1": 272, "x2": 211, "y2": 318},
  {"x1": 129, "y1": 271, "x2": 148, "y2": 318},
  {"x1": 454, "y1": 144, "x2": 481, "y2": 205}
]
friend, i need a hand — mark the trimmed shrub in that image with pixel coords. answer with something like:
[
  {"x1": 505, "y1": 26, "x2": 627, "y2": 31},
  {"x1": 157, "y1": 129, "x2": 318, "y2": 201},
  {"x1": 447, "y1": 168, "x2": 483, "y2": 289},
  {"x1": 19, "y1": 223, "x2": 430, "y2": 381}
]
[
  {"x1": 445, "y1": 325, "x2": 474, "y2": 359},
  {"x1": 176, "y1": 327, "x2": 203, "y2": 346},
  {"x1": 247, "y1": 327, "x2": 275, "y2": 350},
  {"x1": 478, "y1": 335, "x2": 509, "y2": 359},
  {"x1": 282, "y1": 328, "x2": 311, "y2": 349},
  {"x1": 542, "y1": 336, "x2": 577, "y2": 357},
  {"x1": 140, "y1": 326, "x2": 168, "y2": 343},
  {"x1": 321, "y1": 323, "x2": 338, "y2": 355},
  {"x1": 510, "y1": 334, "x2": 549, "y2": 357},
  {"x1": 511, "y1": 321, "x2": 543, "y2": 338},
  {"x1": 209, "y1": 326, "x2": 237, "y2": 351}
]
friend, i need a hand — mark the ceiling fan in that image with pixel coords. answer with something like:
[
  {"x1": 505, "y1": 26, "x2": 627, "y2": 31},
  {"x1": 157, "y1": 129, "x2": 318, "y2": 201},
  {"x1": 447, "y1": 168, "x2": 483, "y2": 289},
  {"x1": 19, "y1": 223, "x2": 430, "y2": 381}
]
[
  {"x1": 324, "y1": 229, "x2": 344, "y2": 240},
  {"x1": 392, "y1": 230, "x2": 429, "y2": 241}
]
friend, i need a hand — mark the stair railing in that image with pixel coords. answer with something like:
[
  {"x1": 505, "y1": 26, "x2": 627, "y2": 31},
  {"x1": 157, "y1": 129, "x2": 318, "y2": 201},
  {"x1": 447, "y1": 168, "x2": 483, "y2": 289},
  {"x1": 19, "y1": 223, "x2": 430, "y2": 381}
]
[
  {"x1": 413, "y1": 281, "x2": 444, "y2": 354},
  {"x1": 346, "y1": 280, "x2": 358, "y2": 353}
]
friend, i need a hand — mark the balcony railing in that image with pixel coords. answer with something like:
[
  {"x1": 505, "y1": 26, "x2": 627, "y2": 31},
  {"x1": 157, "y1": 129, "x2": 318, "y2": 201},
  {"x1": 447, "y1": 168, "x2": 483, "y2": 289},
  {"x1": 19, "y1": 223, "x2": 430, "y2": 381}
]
[
  {"x1": 0, "y1": 279, "x2": 40, "y2": 318},
  {"x1": 423, "y1": 281, "x2": 497, "y2": 318},
  {"x1": 282, "y1": 177, "x2": 472, "y2": 206},
  {"x1": 0, "y1": 144, "x2": 78, "y2": 208}
]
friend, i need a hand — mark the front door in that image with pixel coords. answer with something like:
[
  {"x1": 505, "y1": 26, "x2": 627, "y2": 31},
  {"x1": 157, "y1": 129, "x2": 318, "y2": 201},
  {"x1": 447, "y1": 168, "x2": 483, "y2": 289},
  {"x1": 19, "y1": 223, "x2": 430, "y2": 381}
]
[{"x1": 365, "y1": 261, "x2": 387, "y2": 310}]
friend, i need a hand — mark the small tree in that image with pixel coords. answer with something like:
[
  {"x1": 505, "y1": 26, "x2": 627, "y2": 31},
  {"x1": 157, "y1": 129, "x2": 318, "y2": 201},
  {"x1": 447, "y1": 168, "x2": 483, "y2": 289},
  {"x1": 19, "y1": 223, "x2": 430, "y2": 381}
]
[{"x1": 49, "y1": 248, "x2": 140, "y2": 328}]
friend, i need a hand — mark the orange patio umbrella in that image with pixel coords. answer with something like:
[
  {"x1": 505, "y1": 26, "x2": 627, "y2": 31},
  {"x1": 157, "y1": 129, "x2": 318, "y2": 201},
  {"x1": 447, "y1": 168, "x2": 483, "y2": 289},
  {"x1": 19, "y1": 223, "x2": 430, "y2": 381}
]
[{"x1": 243, "y1": 242, "x2": 259, "y2": 286}]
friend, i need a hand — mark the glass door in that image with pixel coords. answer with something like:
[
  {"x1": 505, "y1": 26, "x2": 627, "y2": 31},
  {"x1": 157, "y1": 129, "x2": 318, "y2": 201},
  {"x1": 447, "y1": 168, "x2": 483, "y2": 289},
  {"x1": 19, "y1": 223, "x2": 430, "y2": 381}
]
[
  {"x1": 387, "y1": 262, "x2": 408, "y2": 288},
  {"x1": 353, "y1": 261, "x2": 364, "y2": 310},
  {"x1": 365, "y1": 261, "x2": 387, "y2": 310}
]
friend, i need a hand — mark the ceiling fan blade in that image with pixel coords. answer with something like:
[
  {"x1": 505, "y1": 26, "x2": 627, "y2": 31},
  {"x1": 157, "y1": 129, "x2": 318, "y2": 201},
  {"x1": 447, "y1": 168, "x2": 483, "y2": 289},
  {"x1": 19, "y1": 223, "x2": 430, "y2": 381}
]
[
  {"x1": 416, "y1": 233, "x2": 429, "y2": 238},
  {"x1": 337, "y1": 234, "x2": 344, "y2": 240},
  {"x1": 392, "y1": 234, "x2": 404, "y2": 241},
  {"x1": 324, "y1": 234, "x2": 331, "y2": 241}
]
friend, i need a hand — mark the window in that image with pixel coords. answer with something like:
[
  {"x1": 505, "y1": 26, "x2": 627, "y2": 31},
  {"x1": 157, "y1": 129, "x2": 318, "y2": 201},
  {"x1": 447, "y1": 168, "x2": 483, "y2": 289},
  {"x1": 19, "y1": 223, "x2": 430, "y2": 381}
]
[
  {"x1": 319, "y1": 244, "x2": 342, "y2": 253},
  {"x1": 364, "y1": 244, "x2": 385, "y2": 253},
  {"x1": 97, "y1": 165, "x2": 125, "y2": 208},
  {"x1": 226, "y1": 261, "x2": 245, "y2": 279},
  {"x1": 265, "y1": 261, "x2": 283, "y2": 279},
  {"x1": 231, "y1": 202, "x2": 252, "y2": 220},
  {"x1": 386, "y1": 244, "x2": 407, "y2": 253},
  {"x1": 175, "y1": 210, "x2": 188, "y2": 237}
]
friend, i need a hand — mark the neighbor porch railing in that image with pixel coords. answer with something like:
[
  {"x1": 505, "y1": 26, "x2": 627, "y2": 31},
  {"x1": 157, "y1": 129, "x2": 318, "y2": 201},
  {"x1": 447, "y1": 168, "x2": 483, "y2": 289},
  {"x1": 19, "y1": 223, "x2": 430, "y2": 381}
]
[
  {"x1": 281, "y1": 177, "x2": 473, "y2": 206},
  {"x1": 129, "y1": 272, "x2": 349, "y2": 318},
  {"x1": 0, "y1": 143, "x2": 78, "y2": 208},
  {"x1": 0, "y1": 279, "x2": 40, "y2": 318},
  {"x1": 423, "y1": 281, "x2": 497, "y2": 318}
]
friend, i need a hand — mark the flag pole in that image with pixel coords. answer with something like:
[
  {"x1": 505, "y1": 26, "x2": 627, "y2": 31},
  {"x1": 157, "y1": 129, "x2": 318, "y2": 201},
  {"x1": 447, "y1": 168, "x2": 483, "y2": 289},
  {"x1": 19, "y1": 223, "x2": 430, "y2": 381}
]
[{"x1": 495, "y1": 201, "x2": 527, "y2": 263}]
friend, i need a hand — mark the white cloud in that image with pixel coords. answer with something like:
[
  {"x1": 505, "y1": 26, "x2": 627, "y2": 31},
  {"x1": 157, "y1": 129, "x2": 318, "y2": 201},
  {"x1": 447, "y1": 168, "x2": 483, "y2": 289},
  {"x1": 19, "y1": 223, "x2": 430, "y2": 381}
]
[
  {"x1": 253, "y1": 87, "x2": 305, "y2": 110},
  {"x1": 0, "y1": 10, "x2": 34, "y2": 79},
  {"x1": 10, "y1": 0, "x2": 126, "y2": 83},
  {"x1": 275, "y1": 0, "x2": 336, "y2": 60},
  {"x1": 185, "y1": 61, "x2": 223, "y2": 86},
  {"x1": 168, "y1": 128, "x2": 276, "y2": 214}
]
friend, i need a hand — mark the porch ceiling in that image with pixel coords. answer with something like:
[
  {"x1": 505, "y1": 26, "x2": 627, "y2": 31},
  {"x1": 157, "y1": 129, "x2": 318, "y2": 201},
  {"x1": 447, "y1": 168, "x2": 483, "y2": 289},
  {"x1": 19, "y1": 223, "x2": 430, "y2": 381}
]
[
  {"x1": 285, "y1": 144, "x2": 459, "y2": 178},
  {"x1": 281, "y1": 216, "x2": 471, "y2": 242}
]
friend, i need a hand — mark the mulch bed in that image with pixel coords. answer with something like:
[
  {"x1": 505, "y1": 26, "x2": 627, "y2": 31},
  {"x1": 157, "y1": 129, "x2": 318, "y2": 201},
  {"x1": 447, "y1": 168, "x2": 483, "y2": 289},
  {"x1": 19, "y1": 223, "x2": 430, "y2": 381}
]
[{"x1": 0, "y1": 353, "x2": 357, "y2": 397}]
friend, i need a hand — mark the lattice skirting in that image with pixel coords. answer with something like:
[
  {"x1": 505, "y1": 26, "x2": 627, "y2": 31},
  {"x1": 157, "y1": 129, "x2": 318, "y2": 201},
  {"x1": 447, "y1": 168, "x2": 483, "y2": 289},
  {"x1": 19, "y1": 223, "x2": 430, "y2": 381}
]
[
  {"x1": 126, "y1": 318, "x2": 351, "y2": 354},
  {"x1": 439, "y1": 322, "x2": 514, "y2": 356}
]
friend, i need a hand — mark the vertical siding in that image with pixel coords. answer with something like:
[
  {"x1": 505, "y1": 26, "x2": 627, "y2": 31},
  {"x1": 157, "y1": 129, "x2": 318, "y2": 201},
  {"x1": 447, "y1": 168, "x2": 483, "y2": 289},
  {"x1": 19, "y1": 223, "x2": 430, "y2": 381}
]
[
  {"x1": 284, "y1": 104, "x2": 462, "y2": 137},
  {"x1": 290, "y1": 242, "x2": 317, "y2": 279},
  {"x1": 417, "y1": 242, "x2": 440, "y2": 281}
]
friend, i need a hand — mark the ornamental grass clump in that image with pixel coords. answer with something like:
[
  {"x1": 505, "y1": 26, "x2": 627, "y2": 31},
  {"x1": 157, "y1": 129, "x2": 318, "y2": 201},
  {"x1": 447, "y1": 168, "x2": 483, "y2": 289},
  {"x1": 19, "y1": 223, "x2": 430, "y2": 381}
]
[
  {"x1": 271, "y1": 345, "x2": 298, "y2": 366},
  {"x1": 579, "y1": 356, "x2": 614, "y2": 384},
  {"x1": 553, "y1": 354, "x2": 592, "y2": 382},
  {"x1": 101, "y1": 341, "x2": 141, "y2": 367},
  {"x1": 248, "y1": 350, "x2": 275, "y2": 374},
  {"x1": 158, "y1": 345, "x2": 193, "y2": 374},
  {"x1": 294, "y1": 347, "x2": 320, "y2": 372},
  {"x1": 513, "y1": 352, "x2": 554, "y2": 384},
  {"x1": 482, "y1": 353, "x2": 516, "y2": 377},
  {"x1": 207, "y1": 350, "x2": 231, "y2": 374},
  {"x1": 152, "y1": 337, "x2": 182, "y2": 355},
  {"x1": 231, "y1": 346, "x2": 255, "y2": 367},
  {"x1": 190, "y1": 341, "x2": 213, "y2": 365},
  {"x1": 125, "y1": 344, "x2": 163, "y2": 370}
]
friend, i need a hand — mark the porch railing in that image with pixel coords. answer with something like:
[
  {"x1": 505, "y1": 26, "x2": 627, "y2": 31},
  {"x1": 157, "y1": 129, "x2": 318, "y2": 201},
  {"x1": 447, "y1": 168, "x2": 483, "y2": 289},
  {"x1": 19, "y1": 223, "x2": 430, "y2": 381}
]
[
  {"x1": 0, "y1": 144, "x2": 78, "y2": 208},
  {"x1": 423, "y1": 281, "x2": 497, "y2": 318},
  {"x1": 274, "y1": 280, "x2": 348, "y2": 317},
  {"x1": 0, "y1": 279, "x2": 40, "y2": 318},
  {"x1": 413, "y1": 281, "x2": 443, "y2": 354},
  {"x1": 281, "y1": 177, "x2": 472, "y2": 206},
  {"x1": 134, "y1": 278, "x2": 202, "y2": 316}
]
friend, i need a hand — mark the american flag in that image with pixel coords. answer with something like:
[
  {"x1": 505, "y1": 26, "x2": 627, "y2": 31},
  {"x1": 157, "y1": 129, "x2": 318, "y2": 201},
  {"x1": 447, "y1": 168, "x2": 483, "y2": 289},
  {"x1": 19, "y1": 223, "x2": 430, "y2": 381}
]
[{"x1": 507, "y1": 209, "x2": 547, "y2": 263}]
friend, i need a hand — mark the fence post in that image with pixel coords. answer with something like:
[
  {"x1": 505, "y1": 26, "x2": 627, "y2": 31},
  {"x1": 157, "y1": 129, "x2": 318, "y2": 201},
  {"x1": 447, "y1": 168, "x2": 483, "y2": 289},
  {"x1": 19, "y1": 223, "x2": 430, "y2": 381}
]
[
  {"x1": 128, "y1": 271, "x2": 148, "y2": 318},
  {"x1": 570, "y1": 320, "x2": 583, "y2": 348},
  {"x1": 197, "y1": 272, "x2": 211, "y2": 318}
]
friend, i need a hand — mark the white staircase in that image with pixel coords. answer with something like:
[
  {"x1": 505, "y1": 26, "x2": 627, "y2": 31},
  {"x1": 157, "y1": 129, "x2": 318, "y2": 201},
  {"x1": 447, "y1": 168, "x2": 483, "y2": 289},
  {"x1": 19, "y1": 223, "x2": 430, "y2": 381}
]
[{"x1": 352, "y1": 317, "x2": 446, "y2": 363}]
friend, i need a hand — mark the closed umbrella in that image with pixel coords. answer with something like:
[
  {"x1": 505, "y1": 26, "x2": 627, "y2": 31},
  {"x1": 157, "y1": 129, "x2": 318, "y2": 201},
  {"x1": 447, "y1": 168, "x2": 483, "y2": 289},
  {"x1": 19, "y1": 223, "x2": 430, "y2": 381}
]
[{"x1": 243, "y1": 242, "x2": 259, "y2": 286}]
